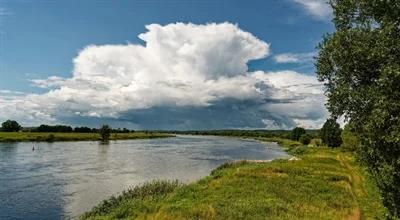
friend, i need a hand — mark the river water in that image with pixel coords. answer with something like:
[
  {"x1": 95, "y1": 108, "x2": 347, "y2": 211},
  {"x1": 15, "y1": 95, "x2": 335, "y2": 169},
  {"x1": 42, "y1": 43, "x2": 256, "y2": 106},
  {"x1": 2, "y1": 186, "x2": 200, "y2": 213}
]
[{"x1": 0, "y1": 135, "x2": 288, "y2": 219}]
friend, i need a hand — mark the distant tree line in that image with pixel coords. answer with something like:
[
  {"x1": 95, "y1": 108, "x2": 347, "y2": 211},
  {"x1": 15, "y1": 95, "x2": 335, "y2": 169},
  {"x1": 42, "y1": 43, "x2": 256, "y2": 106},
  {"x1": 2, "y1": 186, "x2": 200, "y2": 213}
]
[
  {"x1": 74, "y1": 126, "x2": 96, "y2": 133},
  {"x1": 34, "y1": 125, "x2": 132, "y2": 133},
  {"x1": 166, "y1": 129, "x2": 318, "y2": 139},
  {"x1": 0, "y1": 120, "x2": 133, "y2": 133},
  {"x1": 36, "y1": 124, "x2": 74, "y2": 132}
]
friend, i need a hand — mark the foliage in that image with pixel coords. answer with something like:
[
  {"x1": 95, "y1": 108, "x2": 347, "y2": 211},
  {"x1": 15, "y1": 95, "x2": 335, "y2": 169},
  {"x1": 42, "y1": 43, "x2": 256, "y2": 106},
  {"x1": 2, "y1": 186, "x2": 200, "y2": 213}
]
[
  {"x1": 82, "y1": 139, "x2": 387, "y2": 219},
  {"x1": 99, "y1": 125, "x2": 111, "y2": 141},
  {"x1": 317, "y1": 0, "x2": 400, "y2": 215},
  {"x1": 341, "y1": 123, "x2": 360, "y2": 151},
  {"x1": 299, "y1": 133, "x2": 312, "y2": 145},
  {"x1": 1, "y1": 120, "x2": 22, "y2": 132},
  {"x1": 320, "y1": 119, "x2": 342, "y2": 148},
  {"x1": 34, "y1": 125, "x2": 133, "y2": 133},
  {"x1": 74, "y1": 126, "x2": 94, "y2": 133},
  {"x1": 111, "y1": 128, "x2": 130, "y2": 133},
  {"x1": 310, "y1": 138, "x2": 323, "y2": 147},
  {"x1": 37, "y1": 124, "x2": 73, "y2": 132},
  {"x1": 46, "y1": 134, "x2": 55, "y2": 142},
  {"x1": 290, "y1": 127, "x2": 306, "y2": 141}
]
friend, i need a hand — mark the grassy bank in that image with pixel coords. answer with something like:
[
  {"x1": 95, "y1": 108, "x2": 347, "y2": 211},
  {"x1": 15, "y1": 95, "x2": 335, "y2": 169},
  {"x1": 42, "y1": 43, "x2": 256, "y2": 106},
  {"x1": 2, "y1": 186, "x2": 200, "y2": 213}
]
[
  {"x1": 0, "y1": 132, "x2": 174, "y2": 142},
  {"x1": 82, "y1": 138, "x2": 387, "y2": 219}
]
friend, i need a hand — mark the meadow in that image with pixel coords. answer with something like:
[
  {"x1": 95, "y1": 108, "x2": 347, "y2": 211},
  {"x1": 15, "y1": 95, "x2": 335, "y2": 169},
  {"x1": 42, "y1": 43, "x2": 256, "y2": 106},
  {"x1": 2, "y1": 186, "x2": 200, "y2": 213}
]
[
  {"x1": 0, "y1": 132, "x2": 173, "y2": 142},
  {"x1": 81, "y1": 138, "x2": 387, "y2": 220}
]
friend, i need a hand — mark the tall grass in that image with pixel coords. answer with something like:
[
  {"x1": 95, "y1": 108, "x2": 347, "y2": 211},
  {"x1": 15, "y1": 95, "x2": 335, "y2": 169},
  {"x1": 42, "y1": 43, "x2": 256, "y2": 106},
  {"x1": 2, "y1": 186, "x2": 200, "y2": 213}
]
[
  {"x1": 81, "y1": 180, "x2": 182, "y2": 219},
  {"x1": 81, "y1": 138, "x2": 387, "y2": 219}
]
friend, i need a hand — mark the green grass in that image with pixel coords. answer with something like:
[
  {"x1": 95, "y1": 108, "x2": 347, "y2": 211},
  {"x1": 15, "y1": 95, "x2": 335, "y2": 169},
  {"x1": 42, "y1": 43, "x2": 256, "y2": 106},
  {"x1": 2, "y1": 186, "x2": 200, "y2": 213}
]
[
  {"x1": 82, "y1": 138, "x2": 387, "y2": 220},
  {"x1": 0, "y1": 132, "x2": 174, "y2": 142}
]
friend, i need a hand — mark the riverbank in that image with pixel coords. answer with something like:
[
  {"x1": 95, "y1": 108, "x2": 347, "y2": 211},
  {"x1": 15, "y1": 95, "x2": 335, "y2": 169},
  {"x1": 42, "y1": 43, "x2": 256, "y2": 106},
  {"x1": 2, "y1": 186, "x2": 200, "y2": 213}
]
[
  {"x1": 0, "y1": 132, "x2": 174, "y2": 142},
  {"x1": 82, "y1": 137, "x2": 387, "y2": 219}
]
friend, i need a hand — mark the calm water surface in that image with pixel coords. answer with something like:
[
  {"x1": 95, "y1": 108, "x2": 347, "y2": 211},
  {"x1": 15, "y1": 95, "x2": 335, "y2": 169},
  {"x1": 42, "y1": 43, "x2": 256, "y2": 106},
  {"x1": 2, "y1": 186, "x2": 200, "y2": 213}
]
[{"x1": 0, "y1": 135, "x2": 288, "y2": 220}]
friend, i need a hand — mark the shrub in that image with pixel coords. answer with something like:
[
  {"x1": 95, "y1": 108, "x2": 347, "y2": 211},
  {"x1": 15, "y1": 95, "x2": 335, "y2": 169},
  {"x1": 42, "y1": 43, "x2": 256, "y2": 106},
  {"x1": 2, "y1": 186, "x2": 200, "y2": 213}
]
[
  {"x1": 299, "y1": 134, "x2": 312, "y2": 145},
  {"x1": 291, "y1": 127, "x2": 306, "y2": 141},
  {"x1": 310, "y1": 138, "x2": 323, "y2": 147},
  {"x1": 341, "y1": 124, "x2": 360, "y2": 151},
  {"x1": 99, "y1": 125, "x2": 111, "y2": 141},
  {"x1": 46, "y1": 134, "x2": 55, "y2": 142}
]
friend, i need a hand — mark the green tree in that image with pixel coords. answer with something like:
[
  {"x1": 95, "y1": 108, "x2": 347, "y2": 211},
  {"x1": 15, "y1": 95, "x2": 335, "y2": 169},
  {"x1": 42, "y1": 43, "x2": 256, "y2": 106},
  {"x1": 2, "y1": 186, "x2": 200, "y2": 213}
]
[
  {"x1": 299, "y1": 133, "x2": 312, "y2": 145},
  {"x1": 291, "y1": 127, "x2": 306, "y2": 141},
  {"x1": 99, "y1": 125, "x2": 111, "y2": 141},
  {"x1": 316, "y1": 0, "x2": 400, "y2": 215},
  {"x1": 1, "y1": 120, "x2": 21, "y2": 132},
  {"x1": 320, "y1": 119, "x2": 342, "y2": 148},
  {"x1": 341, "y1": 123, "x2": 360, "y2": 151}
]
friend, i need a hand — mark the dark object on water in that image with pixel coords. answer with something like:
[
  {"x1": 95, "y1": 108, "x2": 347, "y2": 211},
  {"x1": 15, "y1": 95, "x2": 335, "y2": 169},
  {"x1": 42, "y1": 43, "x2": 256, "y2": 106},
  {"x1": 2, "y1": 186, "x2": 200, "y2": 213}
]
[{"x1": 32, "y1": 146, "x2": 35, "y2": 151}]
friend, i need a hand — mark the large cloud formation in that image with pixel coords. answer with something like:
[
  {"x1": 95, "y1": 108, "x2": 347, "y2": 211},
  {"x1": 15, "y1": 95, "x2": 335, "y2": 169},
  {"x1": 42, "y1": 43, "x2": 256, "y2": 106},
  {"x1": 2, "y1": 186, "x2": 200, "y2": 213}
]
[{"x1": 0, "y1": 22, "x2": 327, "y2": 129}]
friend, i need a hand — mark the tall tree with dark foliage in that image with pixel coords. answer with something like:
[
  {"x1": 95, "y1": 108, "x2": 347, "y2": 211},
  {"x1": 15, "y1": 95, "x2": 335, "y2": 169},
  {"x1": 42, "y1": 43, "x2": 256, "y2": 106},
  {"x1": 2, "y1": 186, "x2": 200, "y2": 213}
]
[
  {"x1": 290, "y1": 127, "x2": 306, "y2": 141},
  {"x1": 1, "y1": 120, "x2": 21, "y2": 132},
  {"x1": 316, "y1": 0, "x2": 400, "y2": 216},
  {"x1": 320, "y1": 119, "x2": 342, "y2": 148}
]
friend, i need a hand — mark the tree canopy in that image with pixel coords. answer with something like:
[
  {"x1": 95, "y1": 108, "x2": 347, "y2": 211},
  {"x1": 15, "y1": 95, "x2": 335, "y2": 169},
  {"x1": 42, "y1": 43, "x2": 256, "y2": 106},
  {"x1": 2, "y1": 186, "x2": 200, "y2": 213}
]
[
  {"x1": 341, "y1": 123, "x2": 360, "y2": 151},
  {"x1": 317, "y1": 0, "x2": 400, "y2": 216},
  {"x1": 290, "y1": 127, "x2": 306, "y2": 141},
  {"x1": 1, "y1": 120, "x2": 22, "y2": 132},
  {"x1": 320, "y1": 119, "x2": 342, "y2": 148},
  {"x1": 37, "y1": 124, "x2": 73, "y2": 132},
  {"x1": 299, "y1": 133, "x2": 312, "y2": 145}
]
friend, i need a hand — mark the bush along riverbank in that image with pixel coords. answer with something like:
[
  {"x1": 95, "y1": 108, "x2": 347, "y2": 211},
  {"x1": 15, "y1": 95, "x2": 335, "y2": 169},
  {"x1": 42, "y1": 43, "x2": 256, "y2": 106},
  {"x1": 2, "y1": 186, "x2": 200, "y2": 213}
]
[
  {"x1": 0, "y1": 132, "x2": 174, "y2": 142},
  {"x1": 81, "y1": 138, "x2": 387, "y2": 220}
]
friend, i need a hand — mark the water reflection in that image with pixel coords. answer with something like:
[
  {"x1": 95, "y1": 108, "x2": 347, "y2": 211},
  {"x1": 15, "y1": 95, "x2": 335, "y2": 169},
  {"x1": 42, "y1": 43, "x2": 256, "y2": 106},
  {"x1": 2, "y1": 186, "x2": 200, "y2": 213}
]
[
  {"x1": 0, "y1": 135, "x2": 288, "y2": 219},
  {"x1": 0, "y1": 142, "x2": 18, "y2": 154}
]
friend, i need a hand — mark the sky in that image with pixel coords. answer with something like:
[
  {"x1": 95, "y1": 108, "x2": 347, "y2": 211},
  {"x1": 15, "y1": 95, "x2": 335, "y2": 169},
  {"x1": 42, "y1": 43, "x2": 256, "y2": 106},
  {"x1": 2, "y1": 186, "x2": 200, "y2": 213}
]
[{"x1": 0, "y1": 0, "x2": 334, "y2": 130}]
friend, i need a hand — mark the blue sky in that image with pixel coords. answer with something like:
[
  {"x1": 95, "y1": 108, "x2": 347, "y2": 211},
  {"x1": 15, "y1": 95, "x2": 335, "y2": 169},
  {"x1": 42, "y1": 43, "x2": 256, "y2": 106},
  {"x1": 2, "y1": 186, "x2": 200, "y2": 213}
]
[{"x1": 0, "y1": 0, "x2": 334, "y2": 130}]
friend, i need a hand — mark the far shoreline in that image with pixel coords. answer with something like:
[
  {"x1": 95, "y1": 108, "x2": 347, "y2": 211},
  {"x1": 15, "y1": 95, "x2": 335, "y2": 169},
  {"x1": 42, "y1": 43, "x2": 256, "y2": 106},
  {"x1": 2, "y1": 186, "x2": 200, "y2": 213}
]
[{"x1": 0, "y1": 132, "x2": 174, "y2": 143}]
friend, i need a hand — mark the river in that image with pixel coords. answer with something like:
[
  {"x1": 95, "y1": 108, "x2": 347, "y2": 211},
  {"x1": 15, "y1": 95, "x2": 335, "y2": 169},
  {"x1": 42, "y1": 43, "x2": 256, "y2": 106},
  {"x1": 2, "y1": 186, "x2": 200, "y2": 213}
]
[{"x1": 0, "y1": 135, "x2": 288, "y2": 219}]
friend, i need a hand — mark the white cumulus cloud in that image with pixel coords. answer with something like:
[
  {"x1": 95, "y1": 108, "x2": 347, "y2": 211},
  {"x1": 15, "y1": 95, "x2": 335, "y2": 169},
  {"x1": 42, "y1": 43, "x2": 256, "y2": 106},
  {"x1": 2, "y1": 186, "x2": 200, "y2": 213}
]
[
  {"x1": 31, "y1": 76, "x2": 67, "y2": 88},
  {"x1": 273, "y1": 52, "x2": 315, "y2": 64},
  {"x1": 0, "y1": 22, "x2": 327, "y2": 129},
  {"x1": 293, "y1": 0, "x2": 332, "y2": 20}
]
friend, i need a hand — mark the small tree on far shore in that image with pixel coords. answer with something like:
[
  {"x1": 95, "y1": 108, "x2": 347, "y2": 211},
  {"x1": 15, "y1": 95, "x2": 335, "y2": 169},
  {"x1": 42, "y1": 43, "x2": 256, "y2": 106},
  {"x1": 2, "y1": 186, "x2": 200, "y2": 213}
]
[
  {"x1": 99, "y1": 125, "x2": 111, "y2": 141},
  {"x1": 291, "y1": 127, "x2": 306, "y2": 141},
  {"x1": 1, "y1": 120, "x2": 22, "y2": 132},
  {"x1": 320, "y1": 119, "x2": 342, "y2": 148}
]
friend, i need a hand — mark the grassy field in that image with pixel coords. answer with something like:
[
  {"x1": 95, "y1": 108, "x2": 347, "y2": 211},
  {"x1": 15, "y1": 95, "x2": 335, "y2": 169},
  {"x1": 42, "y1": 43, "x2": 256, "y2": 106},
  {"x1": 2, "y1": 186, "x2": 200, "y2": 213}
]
[
  {"x1": 82, "y1": 138, "x2": 387, "y2": 220},
  {"x1": 0, "y1": 132, "x2": 174, "y2": 142}
]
